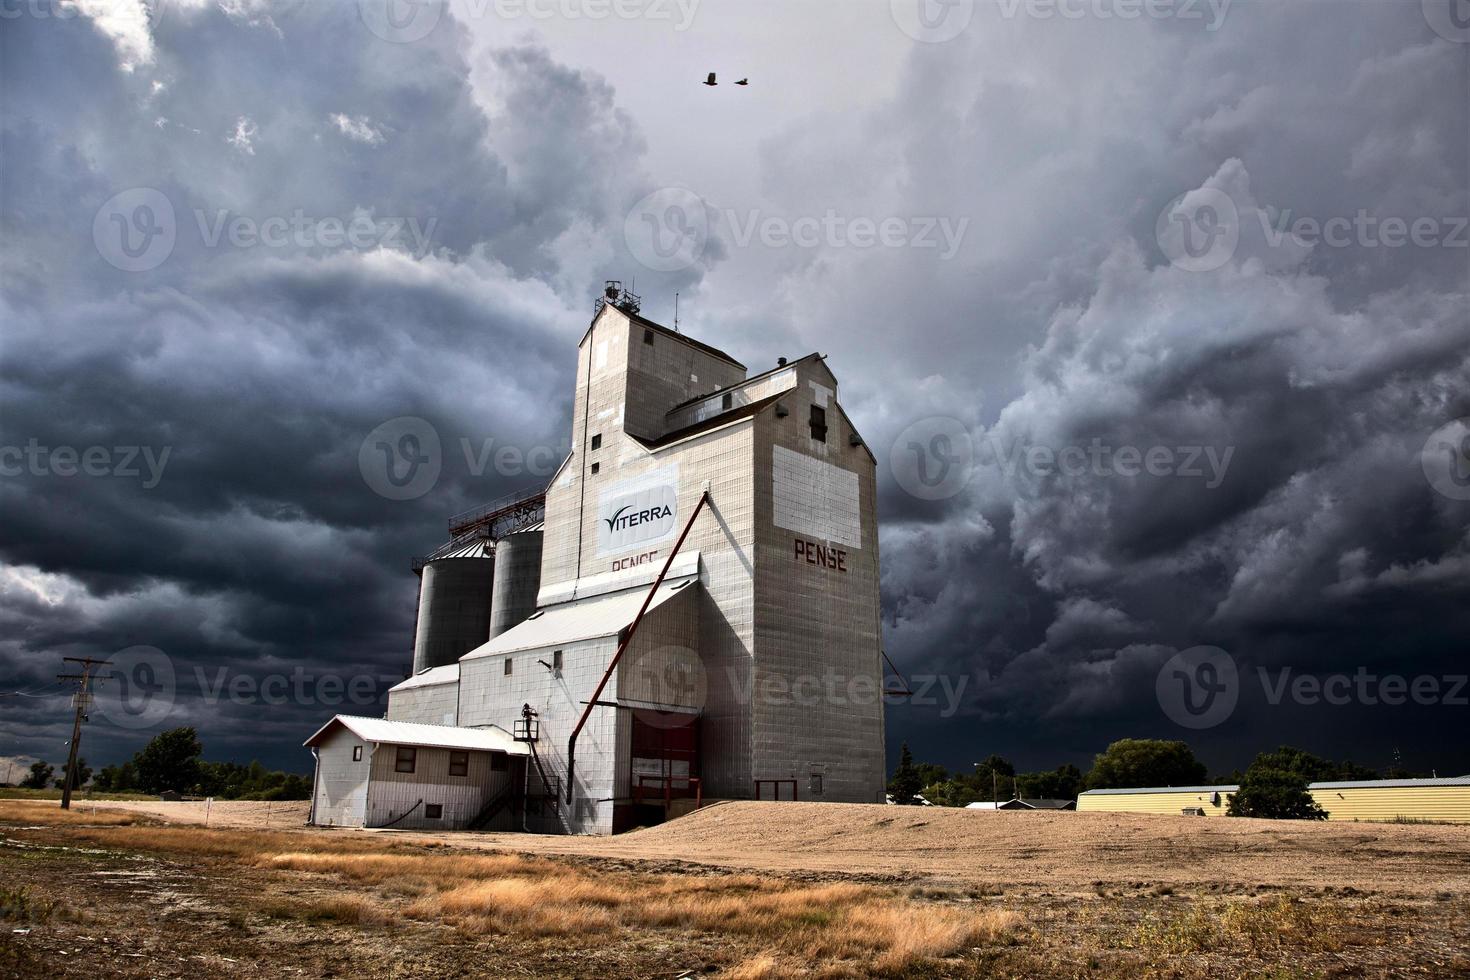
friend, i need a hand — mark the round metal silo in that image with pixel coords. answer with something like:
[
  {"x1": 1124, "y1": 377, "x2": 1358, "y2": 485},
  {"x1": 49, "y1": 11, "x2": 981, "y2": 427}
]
[
  {"x1": 412, "y1": 550, "x2": 495, "y2": 673},
  {"x1": 489, "y1": 524, "x2": 543, "y2": 639}
]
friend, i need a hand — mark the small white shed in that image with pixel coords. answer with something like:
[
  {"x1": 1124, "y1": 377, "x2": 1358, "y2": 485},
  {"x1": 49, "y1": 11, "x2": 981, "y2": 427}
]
[{"x1": 305, "y1": 715, "x2": 530, "y2": 831}]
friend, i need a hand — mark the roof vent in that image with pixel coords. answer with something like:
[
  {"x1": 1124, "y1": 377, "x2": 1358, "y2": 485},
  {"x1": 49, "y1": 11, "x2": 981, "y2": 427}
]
[{"x1": 777, "y1": 357, "x2": 787, "y2": 367}]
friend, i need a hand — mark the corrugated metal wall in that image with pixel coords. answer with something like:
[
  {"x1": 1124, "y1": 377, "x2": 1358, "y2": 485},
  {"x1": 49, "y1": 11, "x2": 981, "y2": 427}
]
[
  {"x1": 363, "y1": 743, "x2": 515, "y2": 830},
  {"x1": 309, "y1": 727, "x2": 371, "y2": 827},
  {"x1": 1311, "y1": 786, "x2": 1470, "y2": 823},
  {"x1": 412, "y1": 557, "x2": 495, "y2": 673},
  {"x1": 1077, "y1": 789, "x2": 1233, "y2": 817},
  {"x1": 489, "y1": 529, "x2": 543, "y2": 639},
  {"x1": 385, "y1": 679, "x2": 459, "y2": 726},
  {"x1": 1077, "y1": 785, "x2": 1470, "y2": 823}
]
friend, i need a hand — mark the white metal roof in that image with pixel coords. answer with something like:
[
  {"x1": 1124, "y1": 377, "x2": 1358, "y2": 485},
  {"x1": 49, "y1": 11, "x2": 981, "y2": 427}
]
[
  {"x1": 462, "y1": 577, "x2": 697, "y2": 659},
  {"x1": 1307, "y1": 776, "x2": 1470, "y2": 790},
  {"x1": 387, "y1": 663, "x2": 459, "y2": 694},
  {"x1": 303, "y1": 714, "x2": 528, "y2": 756}
]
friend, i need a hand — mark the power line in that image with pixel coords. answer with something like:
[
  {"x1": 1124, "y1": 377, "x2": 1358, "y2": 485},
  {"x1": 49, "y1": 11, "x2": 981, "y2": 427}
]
[{"x1": 0, "y1": 680, "x2": 68, "y2": 699}]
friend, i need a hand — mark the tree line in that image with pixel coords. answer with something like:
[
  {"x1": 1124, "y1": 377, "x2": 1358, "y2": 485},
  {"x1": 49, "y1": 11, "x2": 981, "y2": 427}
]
[
  {"x1": 888, "y1": 738, "x2": 1421, "y2": 820},
  {"x1": 13, "y1": 727, "x2": 310, "y2": 801}
]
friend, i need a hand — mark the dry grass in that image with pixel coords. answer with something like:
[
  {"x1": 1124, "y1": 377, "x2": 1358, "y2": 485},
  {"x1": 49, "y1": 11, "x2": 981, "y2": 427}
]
[
  {"x1": 0, "y1": 800, "x2": 140, "y2": 826},
  {"x1": 402, "y1": 865, "x2": 1016, "y2": 971},
  {"x1": 265, "y1": 850, "x2": 539, "y2": 884},
  {"x1": 1130, "y1": 895, "x2": 1347, "y2": 957},
  {"x1": 260, "y1": 846, "x2": 1022, "y2": 972}
]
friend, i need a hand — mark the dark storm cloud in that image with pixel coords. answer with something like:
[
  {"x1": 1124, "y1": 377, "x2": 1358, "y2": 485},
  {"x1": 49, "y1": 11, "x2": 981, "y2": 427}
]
[
  {"x1": 854, "y1": 3, "x2": 1470, "y2": 774},
  {"x1": 1, "y1": 1, "x2": 1466, "y2": 779},
  {"x1": 0, "y1": 2, "x2": 652, "y2": 769}
]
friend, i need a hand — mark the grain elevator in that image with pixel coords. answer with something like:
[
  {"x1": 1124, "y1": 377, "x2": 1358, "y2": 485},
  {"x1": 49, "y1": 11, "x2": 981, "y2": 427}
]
[{"x1": 306, "y1": 284, "x2": 886, "y2": 834}]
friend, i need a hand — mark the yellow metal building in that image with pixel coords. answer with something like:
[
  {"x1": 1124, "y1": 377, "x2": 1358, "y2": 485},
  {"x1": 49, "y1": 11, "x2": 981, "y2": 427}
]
[{"x1": 1077, "y1": 776, "x2": 1470, "y2": 823}]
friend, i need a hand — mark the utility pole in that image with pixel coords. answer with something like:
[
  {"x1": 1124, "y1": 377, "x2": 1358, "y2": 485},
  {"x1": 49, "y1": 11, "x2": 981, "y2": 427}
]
[{"x1": 56, "y1": 657, "x2": 110, "y2": 810}]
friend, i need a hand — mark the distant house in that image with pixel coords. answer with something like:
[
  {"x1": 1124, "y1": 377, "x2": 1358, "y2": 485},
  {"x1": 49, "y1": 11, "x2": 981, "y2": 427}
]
[{"x1": 965, "y1": 798, "x2": 1077, "y2": 811}]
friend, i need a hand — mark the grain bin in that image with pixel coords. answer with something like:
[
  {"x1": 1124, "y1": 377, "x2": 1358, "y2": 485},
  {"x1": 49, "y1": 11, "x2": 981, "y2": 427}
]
[
  {"x1": 412, "y1": 542, "x2": 495, "y2": 673},
  {"x1": 489, "y1": 523, "x2": 543, "y2": 638}
]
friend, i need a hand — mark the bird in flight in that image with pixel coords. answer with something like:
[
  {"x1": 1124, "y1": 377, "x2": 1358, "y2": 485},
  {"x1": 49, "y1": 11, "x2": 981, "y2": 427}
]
[
  {"x1": 704, "y1": 72, "x2": 717, "y2": 86},
  {"x1": 735, "y1": 78, "x2": 749, "y2": 86}
]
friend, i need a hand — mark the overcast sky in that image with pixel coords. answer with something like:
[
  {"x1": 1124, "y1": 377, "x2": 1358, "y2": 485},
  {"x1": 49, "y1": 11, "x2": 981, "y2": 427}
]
[{"x1": 1, "y1": 0, "x2": 1467, "y2": 779}]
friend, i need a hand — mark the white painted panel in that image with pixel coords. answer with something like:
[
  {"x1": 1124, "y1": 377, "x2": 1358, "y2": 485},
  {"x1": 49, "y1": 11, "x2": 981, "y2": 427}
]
[
  {"x1": 596, "y1": 464, "x2": 680, "y2": 556},
  {"x1": 772, "y1": 445, "x2": 861, "y2": 548}
]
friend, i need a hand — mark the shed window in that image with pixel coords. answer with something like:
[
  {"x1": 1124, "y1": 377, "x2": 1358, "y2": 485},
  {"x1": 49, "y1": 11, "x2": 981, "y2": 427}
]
[
  {"x1": 424, "y1": 803, "x2": 443, "y2": 820},
  {"x1": 448, "y1": 751, "x2": 469, "y2": 777},
  {"x1": 591, "y1": 462, "x2": 600, "y2": 475},
  {"x1": 504, "y1": 657, "x2": 513, "y2": 676},
  {"x1": 491, "y1": 753, "x2": 509, "y2": 772},
  {"x1": 352, "y1": 745, "x2": 362, "y2": 762},
  {"x1": 809, "y1": 405, "x2": 827, "y2": 442},
  {"x1": 590, "y1": 433, "x2": 601, "y2": 450},
  {"x1": 395, "y1": 747, "x2": 417, "y2": 773},
  {"x1": 643, "y1": 328, "x2": 654, "y2": 345},
  {"x1": 553, "y1": 649, "x2": 563, "y2": 670},
  {"x1": 721, "y1": 392, "x2": 733, "y2": 410}
]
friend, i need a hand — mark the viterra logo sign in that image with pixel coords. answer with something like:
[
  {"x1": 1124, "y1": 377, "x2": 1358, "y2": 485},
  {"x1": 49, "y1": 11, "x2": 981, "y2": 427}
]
[
  {"x1": 598, "y1": 468, "x2": 680, "y2": 556},
  {"x1": 604, "y1": 503, "x2": 674, "y2": 534}
]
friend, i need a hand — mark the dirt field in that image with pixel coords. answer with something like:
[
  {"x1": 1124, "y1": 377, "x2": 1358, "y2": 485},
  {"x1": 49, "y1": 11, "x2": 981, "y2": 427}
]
[
  {"x1": 89, "y1": 798, "x2": 1470, "y2": 896},
  {"x1": 4, "y1": 799, "x2": 1468, "y2": 978}
]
